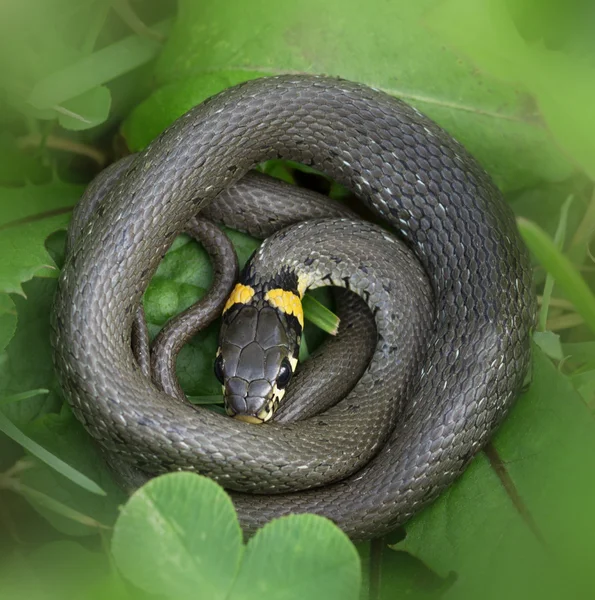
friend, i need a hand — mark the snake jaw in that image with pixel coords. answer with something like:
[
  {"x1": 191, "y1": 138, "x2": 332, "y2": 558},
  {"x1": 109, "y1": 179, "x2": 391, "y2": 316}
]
[
  {"x1": 234, "y1": 414, "x2": 264, "y2": 424},
  {"x1": 226, "y1": 391, "x2": 282, "y2": 424}
]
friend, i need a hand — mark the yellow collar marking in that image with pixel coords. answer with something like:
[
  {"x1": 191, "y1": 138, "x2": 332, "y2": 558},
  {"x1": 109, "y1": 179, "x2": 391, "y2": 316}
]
[
  {"x1": 264, "y1": 288, "x2": 304, "y2": 328},
  {"x1": 223, "y1": 283, "x2": 255, "y2": 313}
]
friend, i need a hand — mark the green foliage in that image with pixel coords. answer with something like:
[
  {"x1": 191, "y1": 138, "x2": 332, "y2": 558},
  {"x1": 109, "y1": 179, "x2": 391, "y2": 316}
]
[
  {"x1": 0, "y1": 0, "x2": 594, "y2": 599},
  {"x1": 395, "y1": 346, "x2": 595, "y2": 599},
  {"x1": 112, "y1": 473, "x2": 361, "y2": 600},
  {"x1": 0, "y1": 183, "x2": 83, "y2": 295},
  {"x1": 123, "y1": 0, "x2": 576, "y2": 191},
  {"x1": 519, "y1": 217, "x2": 595, "y2": 334},
  {"x1": 427, "y1": 0, "x2": 595, "y2": 177},
  {"x1": 0, "y1": 0, "x2": 168, "y2": 131},
  {"x1": 0, "y1": 405, "x2": 105, "y2": 497}
]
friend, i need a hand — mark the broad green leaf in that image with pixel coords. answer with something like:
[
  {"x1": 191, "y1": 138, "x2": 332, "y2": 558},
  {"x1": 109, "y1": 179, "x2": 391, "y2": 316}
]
[
  {"x1": 27, "y1": 19, "x2": 171, "y2": 110},
  {"x1": 123, "y1": 0, "x2": 573, "y2": 190},
  {"x1": 57, "y1": 85, "x2": 112, "y2": 131},
  {"x1": 427, "y1": 0, "x2": 595, "y2": 177},
  {"x1": 0, "y1": 183, "x2": 83, "y2": 295},
  {"x1": 112, "y1": 472, "x2": 361, "y2": 600},
  {"x1": 533, "y1": 330, "x2": 563, "y2": 361},
  {"x1": 112, "y1": 473, "x2": 243, "y2": 600},
  {"x1": 0, "y1": 1, "x2": 170, "y2": 131},
  {"x1": 395, "y1": 346, "x2": 595, "y2": 599},
  {"x1": 0, "y1": 1, "x2": 98, "y2": 117},
  {"x1": 229, "y1": 515, "x2": 360, "y2": 600}
]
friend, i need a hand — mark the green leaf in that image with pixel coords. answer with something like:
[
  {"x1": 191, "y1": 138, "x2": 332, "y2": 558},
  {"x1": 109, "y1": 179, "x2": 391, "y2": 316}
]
[
  {"x1": 112, "y1": 472, "x2": 361, "y2": 600},
  {"x1": 123, "y1": 0, "x2": 573, "y2": 190},
  {"x1": 302, "y1": 294, "x2": 340, "y2": 335},
  {"x1": 394, "y1": 346, "x2": 595, "y2": 599},
  {"x1": 27, "y1": 19, "x2": 171, "y2": 110},
  {"x1": 0, "y1": 183, "x2": 83, "y2": 295},
  {"x1": 426, "y1": 0, "x2": 595, "y2": 177},
  {"x1": 111, "y1": 473, "x2": 243, "y2": 600},
  {"x1": 518, "y1": 217, "x2": 595, "y2": 335},
  {"x1": 56, "y1": 85, "x2": 112, "y2": 131},
  {"x1": 229, "y1": 515, "x2": 360, "y2": 600},
  {"x1": 533, "y1": 330, "x2": 563, "y2": 361}
]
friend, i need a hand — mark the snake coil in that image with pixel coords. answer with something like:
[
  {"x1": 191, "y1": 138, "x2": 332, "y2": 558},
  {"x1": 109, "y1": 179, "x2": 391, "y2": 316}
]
[{"x1": 51, "y1": 75, "x2": 535, "y2": 540}]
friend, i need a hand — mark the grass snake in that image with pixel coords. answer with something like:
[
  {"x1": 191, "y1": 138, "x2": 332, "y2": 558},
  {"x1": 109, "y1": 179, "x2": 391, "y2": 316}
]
[{"x1": 51, "y1": 75, "x2": 535, "y2": 540}]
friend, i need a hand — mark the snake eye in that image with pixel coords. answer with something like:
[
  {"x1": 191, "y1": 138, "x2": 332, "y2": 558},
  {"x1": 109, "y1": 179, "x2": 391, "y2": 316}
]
[
  {"x1": 214, "y1": 354, "x2": 225, "y2": 384},
  {"x1": 276, "y1": 358, "x2": 293, "y2": 389}
]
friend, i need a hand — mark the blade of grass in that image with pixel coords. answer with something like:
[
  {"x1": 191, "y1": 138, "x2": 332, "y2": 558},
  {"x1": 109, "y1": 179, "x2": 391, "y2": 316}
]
[
  {"x1": 187, "y1": 395, "x2": 224, "y2": 405},
  {"x1": 538, "y1": 195, "x2": 573, "y2": 331},
  {"x1": 0, "y1": 389, "x2": 48, "y2": 407},
  {"x1": 0, "y1": 411, "x2": 105, "y2": 496},
  {"x1": 568, "y1": 187, "x2": 595, "y2": 264},
  {"x1": 113, "y1": 0, "x2": 166, "y2": 42},
  {"x1": 518, "y1": 217, "x2": 595, "y2": 335},
  {"x1": 546, "y1": 313, "x2": 585, "y2": 331},
  {"x1": 27, "y1": 19, "x2": 172, "y2": 109},
  {"x1": 5, "y1": 479, "x2": 109, "y2": 529},
  {"x1": 303, "y1": 294, "x2": 340, "y2": 335}
]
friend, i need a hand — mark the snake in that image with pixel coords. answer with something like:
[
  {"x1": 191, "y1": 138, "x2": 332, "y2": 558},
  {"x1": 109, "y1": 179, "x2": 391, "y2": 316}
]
[{"x1": 50, "y1": 75, "x2": 535, "y2": 541}]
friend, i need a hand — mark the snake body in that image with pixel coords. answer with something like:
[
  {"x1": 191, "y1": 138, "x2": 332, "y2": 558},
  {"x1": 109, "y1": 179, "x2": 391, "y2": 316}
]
[{"x1": 51, "y1": 75, "x2": 535, "y2": 540}]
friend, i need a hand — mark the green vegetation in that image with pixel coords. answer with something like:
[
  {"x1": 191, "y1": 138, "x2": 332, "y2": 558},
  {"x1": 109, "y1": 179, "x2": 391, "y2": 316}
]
[{"x1": 0, "y1": 1, "x2": 594, "y2": 599}]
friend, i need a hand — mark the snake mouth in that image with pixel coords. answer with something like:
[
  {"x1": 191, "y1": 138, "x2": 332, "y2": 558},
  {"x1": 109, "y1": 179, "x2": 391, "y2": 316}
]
[
  {"x1": 225, "y1": 398, "x2": 275, "y2": 423},
  {"x1": 233, "y1": 414, "x2": 265, "y2": 424}
]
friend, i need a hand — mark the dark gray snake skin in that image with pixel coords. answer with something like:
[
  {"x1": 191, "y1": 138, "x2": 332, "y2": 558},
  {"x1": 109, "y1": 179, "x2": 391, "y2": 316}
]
[{"x1": 51, "y1": 75, "x2": 535, "y2": 540}]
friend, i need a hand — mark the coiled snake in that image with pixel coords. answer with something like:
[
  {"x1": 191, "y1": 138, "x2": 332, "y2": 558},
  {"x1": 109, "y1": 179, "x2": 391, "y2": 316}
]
[{"x1": 51, "y1": 75, "x2": 535, "y2": 540}]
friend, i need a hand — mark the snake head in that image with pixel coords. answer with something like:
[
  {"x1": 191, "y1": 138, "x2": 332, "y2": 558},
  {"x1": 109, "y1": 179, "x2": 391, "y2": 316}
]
[{"x1": 215, "y1": 298, "x2": 300, "y2": 423}]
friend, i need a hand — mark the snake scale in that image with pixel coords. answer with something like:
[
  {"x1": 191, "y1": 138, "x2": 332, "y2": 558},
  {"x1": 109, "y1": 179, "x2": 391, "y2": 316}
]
[{"x1": 51, "y1": 75, "x2": 535, "y2": 540}]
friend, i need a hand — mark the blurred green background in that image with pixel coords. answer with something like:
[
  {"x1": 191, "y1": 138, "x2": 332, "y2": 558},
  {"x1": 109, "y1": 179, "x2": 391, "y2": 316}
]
[{"x1": 1, "y1": 1, "x2": 594, "y2": 599}]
